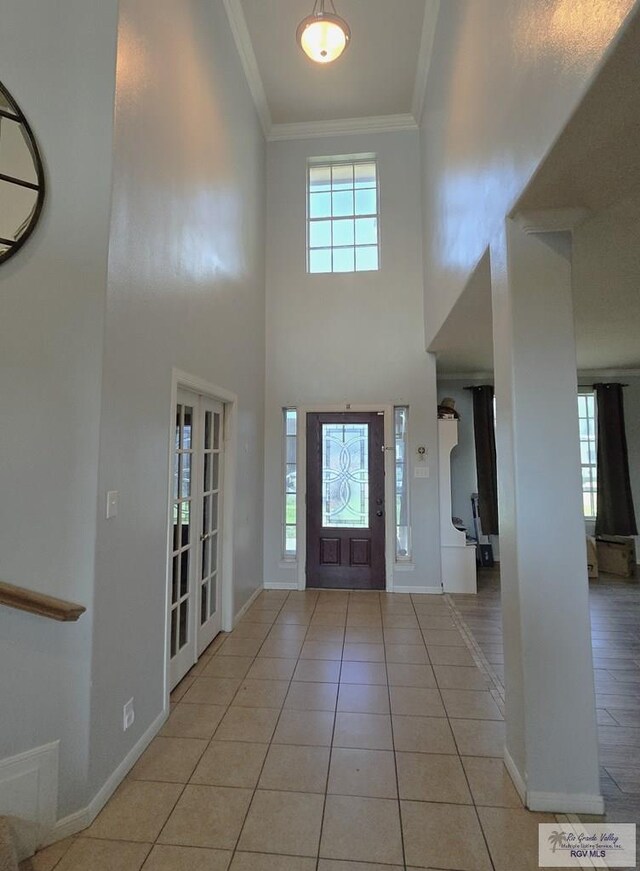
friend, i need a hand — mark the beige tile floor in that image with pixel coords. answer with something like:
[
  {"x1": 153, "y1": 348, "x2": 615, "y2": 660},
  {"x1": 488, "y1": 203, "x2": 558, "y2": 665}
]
[
  {"x1": 23, "y1": 588, "x2": 558, "y2": 871},
  {"x1": 452, "y1": 567, "x2": 640, "y2": 835}
]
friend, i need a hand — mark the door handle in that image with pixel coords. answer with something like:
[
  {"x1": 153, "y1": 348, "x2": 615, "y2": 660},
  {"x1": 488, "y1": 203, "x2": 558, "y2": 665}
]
[
  {"x1": 200, "y1": 532, "x2": 211, "y2": 542},
  {"x1": 376, "y1": 509, "x2": 384, "y2": 517}
]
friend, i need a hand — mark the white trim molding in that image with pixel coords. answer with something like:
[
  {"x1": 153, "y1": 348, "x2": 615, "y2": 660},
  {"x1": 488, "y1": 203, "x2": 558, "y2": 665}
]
[
  {"x1": 47, "y1": 709, "x2": 167, "y2": 845},
  {"x1": 0, "y1": 742, "x2": 59, "y2": 836},
  {"x1": 393, "y1": 585, "x2": 442, "y2": 595},
  {"x1": 222, "y1": 0, "x2": 271, "y2": 136},
  {"x1": 268, "y1": 114, "x2": 418, "y2": 142},
  {"x1": 264, "y1": 581, "x2": 299, "y2": 591},
  {"x1": 233, "y1": 587, "x2": 262, "y2": 624},
  {"x1": 503, "y1": 746, "x2": 604, "y2": 815},
  {"x1": 223, "y1": 0, "x2": 434, "y2": 143},
  {"x1": 503, "y1": 747, "x2": 527, "y2": 804},
  {"x1": 411, "y1": 0, "x2": 440, "y2": 124},
  {"x1": 527, "y1": 791, "x2": 605, "y2": 816}
]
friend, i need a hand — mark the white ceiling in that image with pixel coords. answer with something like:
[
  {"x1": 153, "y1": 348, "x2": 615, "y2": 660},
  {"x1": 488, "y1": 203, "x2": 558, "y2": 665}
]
[{"x1": 226, "y1": 0, "x2": 439, "y2": 137}]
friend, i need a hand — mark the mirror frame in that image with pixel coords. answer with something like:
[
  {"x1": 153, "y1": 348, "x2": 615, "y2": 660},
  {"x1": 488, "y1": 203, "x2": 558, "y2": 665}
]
[{"x1": 0, "y1": 80, "x2": 46, "y2": 265}]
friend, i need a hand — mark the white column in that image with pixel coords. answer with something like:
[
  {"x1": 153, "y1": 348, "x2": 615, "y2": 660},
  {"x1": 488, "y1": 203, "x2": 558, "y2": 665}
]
[{"x1": 490, "y1": 218, "x2": 602, "y2": 814}]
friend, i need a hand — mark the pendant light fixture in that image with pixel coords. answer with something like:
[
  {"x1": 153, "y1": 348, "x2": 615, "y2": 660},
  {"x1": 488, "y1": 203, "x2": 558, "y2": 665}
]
[{"x1": 296, "y1": 0, "x2": 351, "y2": 64}]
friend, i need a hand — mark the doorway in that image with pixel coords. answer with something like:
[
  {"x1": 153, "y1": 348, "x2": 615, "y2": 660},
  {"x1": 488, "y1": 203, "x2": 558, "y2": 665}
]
[
  {"x1": 169, "y1": 389, "x2": 225, "y2": 688},
  {"x1": 306, "y1": 412, "x2": 386, "y2": 589}
]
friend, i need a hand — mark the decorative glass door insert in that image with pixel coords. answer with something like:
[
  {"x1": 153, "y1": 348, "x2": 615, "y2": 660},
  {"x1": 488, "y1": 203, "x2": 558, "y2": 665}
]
[
  {"x1": 322, "y1": 423, "x2": 369, "y2": 527},
  {"x1": 307, "y1": 412, "x2": 385, "y2": 590}
]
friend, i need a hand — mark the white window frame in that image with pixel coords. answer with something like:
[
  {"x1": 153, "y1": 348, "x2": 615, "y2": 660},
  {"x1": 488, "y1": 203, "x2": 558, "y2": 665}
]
[
  {"x1": 282, "y1": 408, "x2": 298, "y2": 560},
  {"x1": 578, "y1": 389, "x2": 598, "y2": 519},
  {"x1": 306, "y1": 154, "x2": 380, "y2": 275},
  {"x1": 394, "y1": 406, "x2": 411, "y2": 562}
]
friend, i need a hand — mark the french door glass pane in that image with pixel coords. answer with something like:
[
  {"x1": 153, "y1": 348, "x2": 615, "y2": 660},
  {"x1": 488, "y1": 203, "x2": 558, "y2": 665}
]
[
  {"x1": 322, "y1": 423, "x2": 369, "y2": 528},
  {"x1": 171, "y1": 400, "x2": 194, "y2": 660}
]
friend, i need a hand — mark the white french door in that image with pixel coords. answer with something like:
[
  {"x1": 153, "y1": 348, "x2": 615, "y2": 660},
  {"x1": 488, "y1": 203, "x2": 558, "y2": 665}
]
[{"x1": 169, "y1": 389, "x2": 224, "y2": 689}]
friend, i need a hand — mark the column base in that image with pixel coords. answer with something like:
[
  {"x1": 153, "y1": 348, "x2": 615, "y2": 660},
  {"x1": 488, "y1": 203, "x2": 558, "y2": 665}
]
[{"x1": 504, "y1": 747, "x2": 604, "y2": 814}]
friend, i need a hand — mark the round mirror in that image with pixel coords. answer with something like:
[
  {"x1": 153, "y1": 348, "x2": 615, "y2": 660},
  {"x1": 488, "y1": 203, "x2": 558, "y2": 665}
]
[{"x1": 0, "y1": 81, "x2": 45, "y2": 264}]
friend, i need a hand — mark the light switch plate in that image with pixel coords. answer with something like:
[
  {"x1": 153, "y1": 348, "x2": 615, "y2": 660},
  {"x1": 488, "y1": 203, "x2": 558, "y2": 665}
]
[
  {"x1": 414, "y1": 466, "x2": 429, "y2": 478},
  {"x1": 106, "y1": 490, "x2": 119, "y2": 519}
]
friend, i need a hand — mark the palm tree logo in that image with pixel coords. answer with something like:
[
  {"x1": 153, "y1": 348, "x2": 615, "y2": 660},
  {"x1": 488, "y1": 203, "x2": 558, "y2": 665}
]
[{"x1": 548, "y1": 830, "x2": 568, "y2": 853}]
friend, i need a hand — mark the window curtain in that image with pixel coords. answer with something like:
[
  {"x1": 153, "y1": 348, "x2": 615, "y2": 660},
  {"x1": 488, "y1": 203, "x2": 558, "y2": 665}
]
[
  {"x1": 468, "y1": 385, "x2": 499, "y2": 535},
  {"x1": 594, "y1": 383, "x2": 637, "y2": 536}
]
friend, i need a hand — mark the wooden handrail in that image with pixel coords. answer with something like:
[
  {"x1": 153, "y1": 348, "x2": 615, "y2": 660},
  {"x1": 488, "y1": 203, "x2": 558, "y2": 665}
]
[{"x1": 0, "y1": 580, "x2": 86, "y2": 622}]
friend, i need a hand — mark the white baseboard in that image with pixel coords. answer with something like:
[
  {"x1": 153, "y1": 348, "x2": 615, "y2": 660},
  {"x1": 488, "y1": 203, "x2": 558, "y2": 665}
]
[
  {"x1": 45, "y1": 707, "x2": 168, "y2": 846},
  {"x1": 233, "y1": 586, "x2": 262, "y2": 625},
  {"x1": 527, "y1": 790, "x2": 605, "y2": 815},
  {"x1": 503, "y1": 746, "x2": 526, "y2": 804},
  {"x1": 393, "y1": 585, "x2": 443, "y2": 595},
  {"x1": 0, "y1": 741, "x2": 59, "y2": 856},
  {"x1": 503, "y1": 744, "x2": 604, "y2": 814},
  {"x1": 263, "y1": 581, "x2": 298, "y2": 590}
]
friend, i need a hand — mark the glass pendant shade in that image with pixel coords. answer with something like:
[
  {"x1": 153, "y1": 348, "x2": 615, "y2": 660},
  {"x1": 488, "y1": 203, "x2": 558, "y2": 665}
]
[{"x1": 296, "y1": 2, "x2": 351, "y2": 64}]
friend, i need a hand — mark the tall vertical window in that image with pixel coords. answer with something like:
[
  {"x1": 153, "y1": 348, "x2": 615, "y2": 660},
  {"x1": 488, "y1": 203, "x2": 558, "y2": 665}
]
[
  {"x1": 283, "y1": 409, "x2": 297, "y2": 558},
  {"x1": 395, "y1": 407, "x2": 411, "y2": 560},
  {"x1": 578, "y1": 392, "x2": 597, "y2": 519},
  {"x1": 307, "y1": 158, "x2": 379, "y2": 274}
]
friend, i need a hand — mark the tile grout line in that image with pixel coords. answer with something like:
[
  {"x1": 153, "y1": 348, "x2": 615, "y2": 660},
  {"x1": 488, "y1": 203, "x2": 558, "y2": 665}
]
[
  {"x1": 314, "y1": 590, "x2": 348, "y2": 871},
  {"x1": 226, "y1": 588, "x2": 320, "y2": 867},
  {"x1": 446, "y1": 593, "x2": 506, "y2": 713},
  {"x1": 417, "y1": 594, "x2": 498, "y2": 871}
]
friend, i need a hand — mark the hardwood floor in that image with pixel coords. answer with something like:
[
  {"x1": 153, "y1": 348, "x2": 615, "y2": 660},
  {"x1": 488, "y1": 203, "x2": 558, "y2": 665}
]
[{"x1": 449, "y1": 567, "x2": 640, "y2": 826}]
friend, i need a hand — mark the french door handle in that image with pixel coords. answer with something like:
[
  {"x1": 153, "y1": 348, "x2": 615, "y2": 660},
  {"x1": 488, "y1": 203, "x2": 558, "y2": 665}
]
[{"x1": 200, "y1": 532, "x2": 211, "y2": 542}]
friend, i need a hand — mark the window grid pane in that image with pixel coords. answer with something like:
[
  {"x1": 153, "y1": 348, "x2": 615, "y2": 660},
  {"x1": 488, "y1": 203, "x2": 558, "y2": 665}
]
[
  {"x1": 283, "y1": 409, "x2": 297, "y2": 558},
  {"x1": 578, "y1": 392, "x2": 597, "y2": 519},
  {"x1": 308, "y1": 159, "x2": 379, "y2": 274},
  {"x1": 395, "y1": 407, "x2": 411, "y2": 560}
]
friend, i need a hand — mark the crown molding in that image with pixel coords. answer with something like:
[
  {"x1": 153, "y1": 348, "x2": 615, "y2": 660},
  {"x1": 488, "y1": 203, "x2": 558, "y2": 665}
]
[
  {"x1": 222, "y1": 0, "x2": 272, "y2": 137},
  {"x1": 577, "y1": 368, "x2": 640, "y2": 379},
  {"x1": 438, "y1": 368, "x2": 640, "y2": 382},
  {"x1": 412, "y1": 0, "x2": 440, "y2": 124},
  {"x1": 268, "y1": 113, "x2": 418, "y2": 142}
]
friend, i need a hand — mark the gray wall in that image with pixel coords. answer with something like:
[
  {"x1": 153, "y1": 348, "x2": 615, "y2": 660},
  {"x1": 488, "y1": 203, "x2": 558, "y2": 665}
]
[
  {"x1": 421, "y1": 0, "x2": 639, "y2": 347},
  {"x1": 88, "y1": 0, "x2": 267, "y2": 796},
  {"x1": 263, "y1": 131, "x2": 441, "y2": 591},
  {"x1": 0, "y1": 0, "x2": 118, "y2": 815}
]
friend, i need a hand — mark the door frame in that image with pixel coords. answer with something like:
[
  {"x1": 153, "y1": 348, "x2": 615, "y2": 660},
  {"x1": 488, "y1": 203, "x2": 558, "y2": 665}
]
[
  {"x1": 164, "y1": 369, "x2": 238, "y2": 699},
  {"x1": 296, "y1": 403, "x2": 396, "y2": 593}
]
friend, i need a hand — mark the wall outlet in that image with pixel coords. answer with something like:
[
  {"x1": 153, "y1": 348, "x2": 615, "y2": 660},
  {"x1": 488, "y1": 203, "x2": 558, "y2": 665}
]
[
  {"x1": 106, "y1": 490, "x2": 119, "y2": 519},
  {"x1": 123, "y1": 698, "x2": 135, "y2": 731}
]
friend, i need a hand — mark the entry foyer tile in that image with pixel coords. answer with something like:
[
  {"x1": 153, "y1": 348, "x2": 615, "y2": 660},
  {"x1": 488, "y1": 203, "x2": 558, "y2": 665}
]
[
  {"x1": 401, "y1": 800, "x2": 492, "y2": 871},
  {"x1": 333, "y1": 712, "x2": 393, "y2": 750},
  {"x1": 160, "y1": 704, "x2": 226, "y2": 740},
  {"x1": 141, "y1": 845, "x2": 231, "y2": 871},
  {"x1": 158, "y1": 785, "x2": 252, "y2": 849},
  {"x1": 237, "y1": 790, "x2": 324, "y2": 857},
  {"x1": 190, "y1": 741, "x2": 268, "y2": 788},
  {"x1": 230, "y1": 855, "x2": 315, "y2": 871},
  {"x1": 85, "y1": 781, "x2": 182, "y2": 843},
  {"x1": 55, "y1": 838, "x2": 151, "y2": 871},
  {"x1": 320, "y1": 795, "x2": 403, "y2": 865},
  {"x1": 130, "y1": 736, "x2": 207, "y2": 783}
]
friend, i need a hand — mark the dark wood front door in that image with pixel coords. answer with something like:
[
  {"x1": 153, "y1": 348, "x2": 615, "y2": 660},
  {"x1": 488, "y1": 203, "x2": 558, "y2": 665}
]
[{"x1": 306, "y1": 412, "x2": 386, "y2": 590}]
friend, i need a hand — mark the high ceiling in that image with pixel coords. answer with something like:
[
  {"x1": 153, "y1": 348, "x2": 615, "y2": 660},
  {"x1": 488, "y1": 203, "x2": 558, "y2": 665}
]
[
  {"x1": 227, "y1": 0, "x2": 439, "y2": 136},
  {"x1": 433, "y1": 10, "x2": 640, "y2": 377}
]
